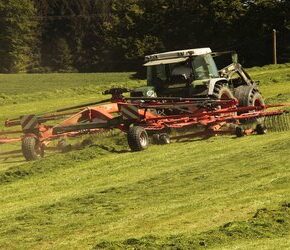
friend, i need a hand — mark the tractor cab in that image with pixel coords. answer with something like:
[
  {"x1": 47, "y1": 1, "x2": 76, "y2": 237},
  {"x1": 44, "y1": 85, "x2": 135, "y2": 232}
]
[{"x1": 131, "y1": 48, "x2": 220, "y2": 98}]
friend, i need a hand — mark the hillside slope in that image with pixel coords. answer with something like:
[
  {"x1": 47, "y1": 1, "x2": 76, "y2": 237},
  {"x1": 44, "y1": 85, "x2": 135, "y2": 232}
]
[{"x1": 0, "y1": 65, "x2": 289, "y2": 249}]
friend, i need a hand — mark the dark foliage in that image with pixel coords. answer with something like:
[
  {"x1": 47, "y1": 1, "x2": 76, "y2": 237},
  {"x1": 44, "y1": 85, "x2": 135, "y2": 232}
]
[{"x1": 0, "y1": 0, "x2": 289, "y2": 73}]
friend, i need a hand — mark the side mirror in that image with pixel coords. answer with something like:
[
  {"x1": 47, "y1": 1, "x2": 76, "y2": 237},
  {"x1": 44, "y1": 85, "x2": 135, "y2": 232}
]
[{"x1": 231, "y1": 52, "x2": 238, "y2": 64}]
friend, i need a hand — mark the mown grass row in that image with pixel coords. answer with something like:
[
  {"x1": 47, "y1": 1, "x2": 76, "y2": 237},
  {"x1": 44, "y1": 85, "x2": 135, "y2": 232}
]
[
  {"x1": 94, "y1": 202, "x2": 290, "y2": 249},
  {"x1": 0, "y1": 130, "x2": 290, "y2": 248},
  {"x1": 0, "y1": 64, "x2": 289, "y2": 249}
]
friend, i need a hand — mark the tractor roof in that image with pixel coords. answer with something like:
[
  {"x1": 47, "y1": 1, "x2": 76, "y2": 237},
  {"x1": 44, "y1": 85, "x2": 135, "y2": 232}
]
[{"x1": 144, "y1": 48, "x2": 212, "y2": 66}]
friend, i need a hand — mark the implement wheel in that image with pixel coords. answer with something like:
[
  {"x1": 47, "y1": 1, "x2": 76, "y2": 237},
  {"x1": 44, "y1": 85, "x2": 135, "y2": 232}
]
[
  {"x1": 256, "y1": 124, "x2": 267, "y2": 135},
  {"x1": 235, "y1": 126, "x2": 245, "y2": 137},
  {"x1": 152, "y1": 133, "x2": 170, "y2": 145},
  {"x1": 22, "y1": 136, "x2": 43, "y2": 161},
  {"x1": 127, "y1": 126, "x2": 149, "y2": 151}
]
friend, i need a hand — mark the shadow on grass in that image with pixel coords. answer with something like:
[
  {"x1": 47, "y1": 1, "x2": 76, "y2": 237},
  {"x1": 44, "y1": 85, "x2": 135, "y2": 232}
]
[
  {"x1": 173, "y1": 135, "x2": 217, "y2": 143},
  {"x1": 94, "y1": 202, "x2": 290, "y2": 249},
  {"x1": 90, "y1": 144, "x2": 130, "y2": 154},
  {"x1": 0, "y1": 149, "x2": 22, "y2": 156},
  {"x1": 1, "y1": 159, "x2": 24, "y2": 164},
  {"x1": 0, "y1": 139, "x2": 130, "y2": 185},
  {"x1": 0, "y1": 149, "x2": 25, "y2": 166}
]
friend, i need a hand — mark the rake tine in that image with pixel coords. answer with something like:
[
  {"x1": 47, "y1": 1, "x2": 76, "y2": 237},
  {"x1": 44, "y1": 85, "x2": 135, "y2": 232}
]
[
  {"x1": 265, "y1": 116, "x2": 268, "y2": 127},
  {"x1": 278, "y1": 115, "x2": 282, "y2": 132},
  {"x1": 275, "y1": 115, "x2": 280, "y2": 132},
  {"x1": 269, "y1": 116, "x2": 274, "y2": 130},
  {"x1": 278, "y1": 115, "x2": 282, "y2": 131},
  {"x1": 282, "y1": 114, "x2": 286, "y2": 131},
  {"x1": 268, "y1": 115, "x2": 275, "y2": 131},
  {"x1": 268, "y1": 113, "x2": 290, "y2": 132},
  {"x1": 285, "y1": 113, "x2": 289, "y2": 130},
  {"x1": 264, "y1": 116, "x2": 270, "y2": 130},
  {"x1": 270, "y1": 116, "x2": 275, "y2": 132},
  {"x1": 271, "y1": 116, "x2": 277, "y2": 132},
  {"x1": 285, "y1": 113, "x2": 290, "y2": 130}
]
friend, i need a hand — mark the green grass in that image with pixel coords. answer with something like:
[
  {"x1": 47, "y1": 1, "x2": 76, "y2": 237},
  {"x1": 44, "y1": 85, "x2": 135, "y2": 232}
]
[
  {"x1": 0, "y1": 73, "x2": 142, "y2": 124},
  {"x1": 248, "y1": 64, "x2": 290, "y2": 104},
  {"x1": 0, "y1": 64, "x2": 290, "y2": 249}
]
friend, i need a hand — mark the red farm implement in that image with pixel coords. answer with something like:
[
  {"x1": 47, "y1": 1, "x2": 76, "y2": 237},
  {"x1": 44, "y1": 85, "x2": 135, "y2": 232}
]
[{"x1": 0, "y1": 88, "x2": 289, "y2": 161}]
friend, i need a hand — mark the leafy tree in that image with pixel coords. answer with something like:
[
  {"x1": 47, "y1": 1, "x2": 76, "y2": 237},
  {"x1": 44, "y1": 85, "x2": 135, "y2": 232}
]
[
  {"x1": 0, "y1": 0, "x2": 39, "y2": 73},
  {"x1": 75, "y1": 0, "x2": 115, "y2": 72},
  {"x1": 0, "y1": 0, "x2": 288, "y2": 73},
  {"x1": 50, "y1": 38, "x2": 74, "y2": 72},
  {"x1": 236, "y1": 0, "x2": 288, "y2": 65}
]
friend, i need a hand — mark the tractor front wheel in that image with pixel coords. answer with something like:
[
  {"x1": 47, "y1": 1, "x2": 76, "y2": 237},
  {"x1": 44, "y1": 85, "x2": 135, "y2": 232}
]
[
  {"x1": 22, "y1": 136, "x2": 43, "y2": 161},
  {"x1": 127, "y1": 126, "x2": 149, "y2": 151},
  {"x1": 212, "y1": 83, "x2": 235, "y2": 101},
  {"x1": 212, "y1": 83, "x2": 236, "y2": 117}
]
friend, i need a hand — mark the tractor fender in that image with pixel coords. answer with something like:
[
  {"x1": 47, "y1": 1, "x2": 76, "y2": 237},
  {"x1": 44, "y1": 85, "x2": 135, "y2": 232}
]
[{"x1": 207, "y1": 78, "x2": 228, "y2": 95}]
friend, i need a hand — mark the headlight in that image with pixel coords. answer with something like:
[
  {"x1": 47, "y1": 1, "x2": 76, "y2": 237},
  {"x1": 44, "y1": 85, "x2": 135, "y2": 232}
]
[{"x1": 146, "y1": 90, "x2": 156, "y2": 97}]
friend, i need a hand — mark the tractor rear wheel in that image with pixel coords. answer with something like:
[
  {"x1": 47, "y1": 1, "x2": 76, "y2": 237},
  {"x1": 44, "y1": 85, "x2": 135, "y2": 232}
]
[
  {"x1": 234, "y1": 85, "x2": 265, "y2": 123},
  {"x1": 22, "y1": 136, "x2": 43, "y2": 161},
  {"x1": 234, "y1": 85, "x2": 264, "y2": 107},
  {"x1": 127, "y1": 126, "x2": 149, "y2": 151}
]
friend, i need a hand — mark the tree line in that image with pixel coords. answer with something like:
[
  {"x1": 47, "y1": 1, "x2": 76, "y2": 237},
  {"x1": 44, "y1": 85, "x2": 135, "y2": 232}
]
[{"x1": 0, "y1": 0, "x2": 289, "y2": 73}]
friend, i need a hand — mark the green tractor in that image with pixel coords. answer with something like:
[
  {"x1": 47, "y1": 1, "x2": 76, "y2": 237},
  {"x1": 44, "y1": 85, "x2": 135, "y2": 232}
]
[{"x1": 131, "y1": 48, "x2": 264, "y2": 108}]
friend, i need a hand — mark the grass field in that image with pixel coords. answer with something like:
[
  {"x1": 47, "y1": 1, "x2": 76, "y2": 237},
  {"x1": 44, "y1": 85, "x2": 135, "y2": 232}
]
[{"x1": 0, "y1": 64, "x2": 290, "y2": 249}]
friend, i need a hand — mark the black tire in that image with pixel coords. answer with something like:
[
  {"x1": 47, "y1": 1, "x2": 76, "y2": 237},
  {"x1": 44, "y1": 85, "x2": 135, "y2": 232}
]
[
  {"x1": 152, "y1": 133, "x2": 170, "y2": 145},
  {"x1": 159, "y1": 134, "x2": 170, "y2": 144},
  {"x1": 234, "y1": 86, "x2": 265, "y2": 124},
  {"x1": 127, "y1": 126, "x2": 149, "y2": 151},
  {"x1": 212, "y1": 83, "x2": 235, "y2": 100},
  {"x1": 152, "y1": 134, "x2": 160, "y2": 145},
  {"x1": 57, "y1": 139, "x2": 72, "y2": 153},
  {"x1": 22, "y1": 136, "x2": 43, "y2": 161},
  {"x1": 256, "y1": 124, "x2": 267, "y2": 135},
  {"x1": 212, "y1": 83, "x2": 236, "y2": 117},
  {"x1": 235, "y1": 126, "x2": 244, "y2": 137},
  {"x1": 234, "y1": 85, "x2": 265, "y2": 107}
]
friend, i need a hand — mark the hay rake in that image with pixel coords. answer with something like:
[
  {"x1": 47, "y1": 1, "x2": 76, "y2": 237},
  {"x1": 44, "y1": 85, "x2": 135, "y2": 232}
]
[{"x1": 0, "y1": 88, "x2": 289, "y2": 161}]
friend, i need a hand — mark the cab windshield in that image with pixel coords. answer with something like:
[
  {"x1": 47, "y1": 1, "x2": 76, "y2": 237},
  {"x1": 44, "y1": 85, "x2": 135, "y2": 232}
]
[{"x1": 147, "y1": 54, "x2": 219, "y2": 85}]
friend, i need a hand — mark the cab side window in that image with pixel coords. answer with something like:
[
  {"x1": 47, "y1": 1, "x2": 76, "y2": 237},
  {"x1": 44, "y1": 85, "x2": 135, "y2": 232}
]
[{"x1": 192, "y1": 56, "x2": 209, "y2": 80}]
